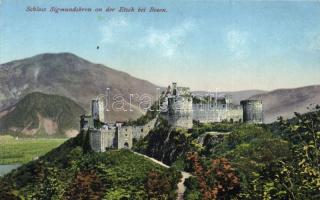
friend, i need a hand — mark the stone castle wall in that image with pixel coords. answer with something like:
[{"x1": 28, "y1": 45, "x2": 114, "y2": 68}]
[
  {"x1": 89, "y1": 118, "x2": 157, "y2": 152},
  {"x1": 89, "y1": 128, "x2": 116, "y2": 152},
  {"x1": 102, "y1": 128, "x2": 116, "y2": 148},
  {"x1": 228, "y1": 108, "x2": 243, "y2": 122},
  {"x1": 192, "y1": 104, "x2": 243, "y2": 123},
  {"x1": 88, "y1": 83, "x2": 263, "y2": 152},
  {"x1": 90, "y1": 129, "x2": 104, "y2": 152},
  {"x1": 132, "y1": 118, "x2": 157, "y2": 139},
  {"x1": 165, "y1": 114, "x2": 193, "y2": 129}
]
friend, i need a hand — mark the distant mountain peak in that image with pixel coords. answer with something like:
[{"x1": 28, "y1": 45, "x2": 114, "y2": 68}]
[
  {"x1": 0, "y1": 53, "x2": 159, "y2": 123},
  {"x1": 0, "y1": 92, "x2": 85, "y2": 137},
  {"x1": 32, "y1": 52, "x2": 87, "y2": 61},
  {"x1": 1, "y1": 52, "x2": 92, "y2": 69}
]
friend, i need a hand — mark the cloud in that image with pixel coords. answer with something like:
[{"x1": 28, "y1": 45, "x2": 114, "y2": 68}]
[
  {"x1": 100, "y1": 17, "x2": 129, "y2": 44},
  {"x1": 99, "y1": 18, "x2": 195, "y2": 57},
  {"x1": 144, "y1": 20, "x2": 195, "y2": 57},
  {"x1": 226, "y1": 30, "x2": 249, "y2": 59},
  {"x1": 307, "y1": 32, "x2": 320, "y2": 52}
]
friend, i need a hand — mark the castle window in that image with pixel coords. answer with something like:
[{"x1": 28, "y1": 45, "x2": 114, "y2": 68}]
[{"x1": 141, "y1": 128, "x2": 143, "y2": 132}]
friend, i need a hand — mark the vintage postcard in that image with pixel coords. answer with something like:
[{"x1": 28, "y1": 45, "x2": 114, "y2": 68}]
[{"x1": 0, "y1": 0, "x2": 319, "y2": 199}]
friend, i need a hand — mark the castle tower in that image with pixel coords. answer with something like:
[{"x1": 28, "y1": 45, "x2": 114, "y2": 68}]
[
  {"x1": 116, "y1": 126, "x2": 133, "y2": 149},
  {"x1": 165, "y1": 82, "x2": 193, "y2": 129},
  {"x1": 240, "y1": 100, "x2": 263, "y2": 124},
  {"x1": 167, "y1": 96, "x2": 193, "y2": 128},
  {"x1": 172, "y1": 82, "x2": 177, "y2": 96},
  {"x1": 91, "y1": 99, "x2": 105, "y2": 123}
]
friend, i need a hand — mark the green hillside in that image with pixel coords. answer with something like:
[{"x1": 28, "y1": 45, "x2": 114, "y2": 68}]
[
  {"x1": 134, "y1": 108, "x2": 320, "y2": 199},
  {"x1": 0, "y1": 131, "x2": 181, "y2": 199},
  {"x1": 0, "y1": 92, "x2": 85, "y2": 137},
  {"x1": 1, "y1": 96, "x2": 319, "y2": 199}
]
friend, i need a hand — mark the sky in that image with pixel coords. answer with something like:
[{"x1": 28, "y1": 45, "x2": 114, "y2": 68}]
[{"x1": 0, "y1": 0, "x2": 320, "y2": 91}]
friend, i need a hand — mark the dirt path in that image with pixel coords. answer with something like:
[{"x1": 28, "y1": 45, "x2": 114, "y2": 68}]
[
  {"x1": 132, "y1": 151, "x2": 192, "y2": 200},
  {"x1": 176, "y1": 171, "x2": 192, "y2": 200}
]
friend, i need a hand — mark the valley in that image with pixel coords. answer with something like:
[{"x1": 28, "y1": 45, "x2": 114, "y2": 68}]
[
  {"x1": 0, "y1": 135, "x2": 66, "y2": 165},
  {"x1": 0, "y1": 53, "x2": 319, "y2": 199}
]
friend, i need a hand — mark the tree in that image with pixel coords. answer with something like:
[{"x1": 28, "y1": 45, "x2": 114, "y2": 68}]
[
  {"x1": 187, "y1": 152, "x2": 240, "y2": 200},
  {"x1": 146, "y1": 171, "x2": 172, "y2": 199},
  {"x1": 32, "y1": 166, "x2": 65, "y2": 200},
  {"x1": 277, "y1": 107, "x2": 320, "y2": 199},
  {"x1": 247, "y1": 106, "x2": 320, "y2": 199},
  {"x1": 64, "y1": 170, "x2": 104, "y2": 200}
]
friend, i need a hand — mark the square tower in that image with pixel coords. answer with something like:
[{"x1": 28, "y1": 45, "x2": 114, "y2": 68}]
[{"x1": 91, "y1": 99, "x2": 105, "y2": 123}]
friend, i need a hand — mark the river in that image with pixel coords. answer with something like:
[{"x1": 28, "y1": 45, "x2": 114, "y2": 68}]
[{"x1": 0, "y1": 164, "x2": 21, "y2": 176}]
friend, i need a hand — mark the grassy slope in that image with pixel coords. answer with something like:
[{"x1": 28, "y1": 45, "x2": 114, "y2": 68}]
[
  {"x1": 134, "y1": 118, "x2": 293, "y2": 199},
  {"x1": 0, "y1": 135, "x2": 66, "y2": 164},
  {"x1": 0, "y1": 131, "x2": 181, "y2": 200},
  {"x1": 0, "y1": 92, "x2": 85, "y2": 137}
]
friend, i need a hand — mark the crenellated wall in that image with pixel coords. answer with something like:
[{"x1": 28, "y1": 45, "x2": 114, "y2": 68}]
[{"x1": 192, "y1": 104, "x2": 243, "y2": 123}]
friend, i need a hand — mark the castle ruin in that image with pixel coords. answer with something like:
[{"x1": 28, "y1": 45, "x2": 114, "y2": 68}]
[
  {"x1": 161, "y1": 83, "x2": 263, "y2": 128},
  {"x1": 80, "y1": 98, "x2": 156, "y2": 152},
  {"x1": 83, "y1": 82, "x2": 263, "y2": 152},
  {"x1": 161, "y1": 82, "x2": 193, "y2": 129}
]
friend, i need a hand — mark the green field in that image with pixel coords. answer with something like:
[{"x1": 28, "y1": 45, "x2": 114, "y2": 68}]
[{"x1": 0, "y1": 135, "x2": 66, "y2": 164}]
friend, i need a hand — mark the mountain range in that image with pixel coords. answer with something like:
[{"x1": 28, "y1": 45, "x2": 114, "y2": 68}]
[
  {"x1": 0, "y1": 53, "x2": 319, "y2": 136},
  {"x1": 0, "y1": 53, "x2": 159, "y2": 122},
  {"x1": 0, "y1": 92, "x2": 85, "y2": 137},
  {"x1": 250, "y1": 85, "x2": 320, "y2": 123}
]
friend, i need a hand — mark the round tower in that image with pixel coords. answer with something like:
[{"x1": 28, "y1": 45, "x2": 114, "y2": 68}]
[
  {"x1": 240, "y1": 100, "x2": 263, "y2": 124},
  {"x1": 167, "y1": 95, "x2": 193, "y2": 129}
]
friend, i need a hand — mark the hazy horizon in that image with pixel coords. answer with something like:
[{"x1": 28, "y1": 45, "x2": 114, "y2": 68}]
[
  {"x1": 3, "y1": 51, "x2": 320, "y2": 93},
  {"x1": 1, "y1": 0, "x2": 320, "y2": 91}
]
